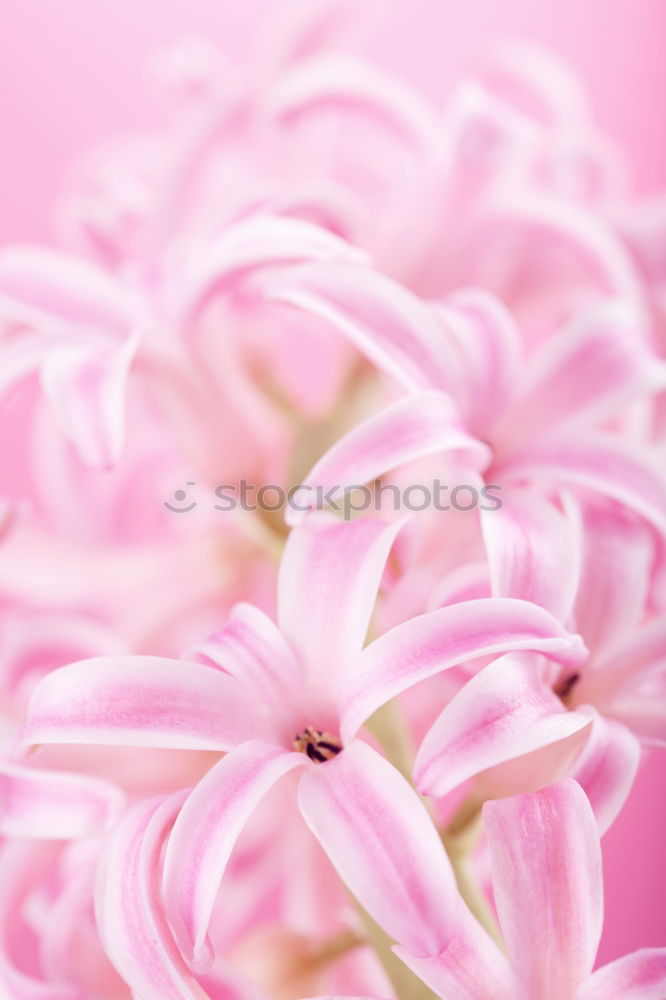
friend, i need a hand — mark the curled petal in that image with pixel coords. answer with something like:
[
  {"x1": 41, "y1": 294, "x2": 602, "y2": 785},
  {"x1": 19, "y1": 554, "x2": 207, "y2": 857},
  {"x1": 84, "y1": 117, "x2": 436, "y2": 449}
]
[
  {"x1": 395, "y1": 917, "x2": 528, "y2": 1000},
  {"x1": 578, "y1": 949, "x2": 666, "y2": 1000},
  {"x1": 22, "y1": 656, "x2": 271, "y2": 752},
  {"x1": 176, "y1": 216, "x2": 365, "y2": 327},
  {"x1": 568, "y1": 708, "x2": 640, "y2": 834},
  {"x1": 278, "y1": 515, "x2": 402, "y2": 704},
  {"x1": 481, "y1": 490, "x2": 581, "y2": 620},
  {"x1": 265, "y1": 54, "x2": 440, "y2": 151},
  {"x1": 39, "y1": 328, "x2": 138, "y2": 469},
  {"x1": 473, "y1": 40, "x2": 590, "y2": 126},
  {"x1": 256, "y1": 0, "x2": 383, "y2": 73},
  {"x1": 0, "y1": 246, "x2": 140, "y2": 468},
  {"x1": 494, "y1": 299, "x2": 666, "y2": 455},
  {"x1": 0, "y1": 839, "x2": 83, "y2": 999},
  {"x1": 95, "y1": 791, "x2": 210, "y2": 1000},
  {"x1": 413, "y1": 653, "x2": 591, "y2": 798},
  {"x1": 297, "y1": 740, "x2": 459, "y2": 957},
  {"x1": 270, "y1": 262, "x2": 459, "y2": 393},
  {"x1": 467, "y1": 193, "x2": 643, "y2": 307},
  {"x1": 163, "y1": 741, "x2": 303, "y2": 966},
  {"x1": 573, "y1": 501, "x2": 655, "y2": 664},
  {"x1": 500, "y1": 431, "x2": 666, "y2": 536},
  {"x1": 0, "y1": 763, "x2": 124, "y2": 838},
  {"x1": 341, "y1": 598, "x2": 587, "y2": 742},
  {"x1": 587, "y1": 616, "x2": 666, "y2": 707},
  {"x1": 0, "y1": 245, "x2": 136, "y2": 333},
  {"x1": 434, "y1": 289, "x2": 521, "y2": 436},
  {"x1": 286, "y1": 391, "x2": 489, "y2": 526},
  {"x1": 483, "y1": 779, "x2": 603, "y2": 998},
  {"x1": 185, "y1": 602, "x2": 304, "y2": 726}
]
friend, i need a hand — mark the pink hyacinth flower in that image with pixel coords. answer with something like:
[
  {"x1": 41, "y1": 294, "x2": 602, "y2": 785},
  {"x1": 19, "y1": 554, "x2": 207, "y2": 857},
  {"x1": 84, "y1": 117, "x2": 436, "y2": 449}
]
[
  {"x1": 19, "y1": 515, "x2": 584, "y2": 996},
  {"x1": 414, "y1": 492, "x2": 665, "y2": 832}
]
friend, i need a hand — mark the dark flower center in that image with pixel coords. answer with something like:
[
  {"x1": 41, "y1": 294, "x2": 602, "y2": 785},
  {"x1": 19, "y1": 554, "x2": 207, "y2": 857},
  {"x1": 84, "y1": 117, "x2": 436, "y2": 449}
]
[
  {"x1": 554, "y1": 671, "x2": 581, "y2": 705},
  {"x1": 294, "y1": 726, "x2": 342, "y2": 763}
]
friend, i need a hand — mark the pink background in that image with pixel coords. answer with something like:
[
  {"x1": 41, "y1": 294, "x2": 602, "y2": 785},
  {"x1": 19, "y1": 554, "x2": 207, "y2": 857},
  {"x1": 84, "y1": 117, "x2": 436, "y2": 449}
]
[{"x1": 1, "y1": 0, "x2": 665, "y2": 965}]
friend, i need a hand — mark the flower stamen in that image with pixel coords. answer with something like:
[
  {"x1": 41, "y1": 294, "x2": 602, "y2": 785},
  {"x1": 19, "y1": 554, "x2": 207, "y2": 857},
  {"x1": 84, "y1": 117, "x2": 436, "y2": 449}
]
[{"x1": 294, "y1": 726, "x2": 342, "y2": 763}]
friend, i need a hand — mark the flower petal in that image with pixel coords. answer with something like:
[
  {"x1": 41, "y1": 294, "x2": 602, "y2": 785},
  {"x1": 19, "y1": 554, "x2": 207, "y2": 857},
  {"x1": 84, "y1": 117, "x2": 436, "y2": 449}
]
[
  {"x1": 39, "y1": 328, "x2": 138, "y2": 469},
  {"x1": 481, "y1": 490, "x2": 581, "y2": 620},
  {"x1": 494, "y1": 300, "x2": 666, "y2": 454},
  {"x1": 177, "y1": 216, "x2": 365, "y2": 328},
  {"x1": 162, "y1": 741, "x2": 303, "y2": 966},
  {"x1": 184, "y1": 602, "x2": 304, "y2": 726},
  {"x1": 95, "y1": 791, "x2": 210, "y2": 1000},
  {"x1": 395, "y1": 921, "x2": 528, "y2": 1000},
  {"x1": 257, "y1": 0, "x2": 382, "y2": 73},
  {"x1": 483, "y1": 779, "x2": 603, "y2": 998},
  {"x1": 22, "y1": 656, "x2": 270, "y2": 751},
  {"x1": 584, "y1": 615, "x2": 666, "y2": 709},
  {"x1": 0, "y1": 763, "x2": 124, "y2": 838},
  {"x1": 0, "y1": 839, "x2": 82, "y2": 999},
  {"x1": 568, "y1": 707, "x2": 640, "y2": 834},
  {"x1": 266, "y1": 54, "x2": 439, "y2": 150},
  {"x1": 0, "y1": 245, "x2": 135, "y2": 333},
  {"x1": 297, "y1": 740, "x2": 459, "y2": 957},
  {"x1": 413, "y1": 653, "x2": 591, "y2": 798},
  {"x1": 0, "y1": 246, "x2": 140, "y2": 468},
  {"x1": 341, "y1": 598, "x2": 587, "y2": 742},
  {"x1": 500, "y1": 431, "x2": 666, "y2": 536},
  {"x1": 434, "y1": 289, "x2": 522, "y2": 436},
  {"x1": 286, "y1": 390, "x2": 489, "y2": 525},
  {"x1": 269, "y1": 260, "x2": 462, "y2": 393},
  {"x1": 578, "y1": 949, "x2": 666, "y2": 1000},
  {"x1": 572, "y1": 499, "x2": 655, "y2": 659},
  {"x1": 278, "y1": 515, "x2": 402, "y2": 704}
]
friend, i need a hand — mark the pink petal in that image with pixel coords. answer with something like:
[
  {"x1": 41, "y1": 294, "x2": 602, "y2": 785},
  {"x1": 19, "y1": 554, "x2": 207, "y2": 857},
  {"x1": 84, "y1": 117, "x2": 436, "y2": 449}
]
[
  {"x1": 0, "y1": 246, "x2": 140, "y2": 468},
  {"x1": 572, "y1": 499, "x2": 655, "y2": 660},
  {"x1": 286, "y1": 391, "x2": 489, "y2": 526},
  {"x1": 578, "y1": 949, "x2": 666, "y2": 1000},
  {"x1": 341, "y1": 598, "x2": 587, "y2": 742},
  {"x1": 0, "y1": 245, "x2": 135, "y2": 333},
  {"x1": 297, "y1": 740, "x2": 459, "y2": 957},
  {"x1": 568, "y1": 708, "x2": 640, "y2": 834},
  {"x1": 95, "y1": 791, "x2": 210, "y2": 1000},
  {"x1": 177, "y1": 216, "x2": 365, "y2": 328},
  {"x1": 586, "y1": 616, "x2": 666, "y2": 707},
  {"x1": 466, "y1": 192, "x2": 643, "y2": 307},
  {"x1": 162, "y1": 741, "x2": 303, "y2": 966},
  {"x1": 483, "y1": 779, "x2": 603, "y2": 998},
  {"x1": 0, "y1": 763, "x2": 124, "y2": 839},
  {"x1": 22, "y1": 656, "x2": 270, "y2": 751},
  {"x1": 413, "y1": 653, "x2": 592, "y2": 798},
  {"x1": 474, "y1": 40, "x2": 590, "y2": 126},
  {"x1": 270, "y1": 261, "x2": 459, "y2": 393},
  {"x1": 433, "y1": 289, "x2": 521, "y2": 437},
  {"x1": 278, "y1": 515, "x2": 402, "y2": 705},
  {"x1": 500, "y1": 431, "x2": 666, "y2": 536},
  {"x1": 481, "y1": 490, "x2": 581, "y2": 620},
  {"x1": 494, "y1": 300, "x2": 666, "y2": 454},
  {"x1": 0, "y1": 839, "x2": 83, "y2": 999},
  {"x1": 266, "y1": 54, "x2": 439, "y2": 150},
  {"x1": 256, "y1": 0, "x2": 382, "y2": 73},
  {"x1": 39, "y1": 328, "x2": 138, "y2": 469},
  {"x1": 395, "y1": 920, "x2": 528, "y2": 1000},
  {"x1": 185, "y1": 602, "x2": 305, "y2": 728}
]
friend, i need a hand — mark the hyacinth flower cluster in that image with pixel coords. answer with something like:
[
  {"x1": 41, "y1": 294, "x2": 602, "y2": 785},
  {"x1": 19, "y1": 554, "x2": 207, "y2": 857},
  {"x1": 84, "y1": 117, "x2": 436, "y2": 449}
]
[{"x1": 1, "y1": 1, "x2": 666, "y2": 998}]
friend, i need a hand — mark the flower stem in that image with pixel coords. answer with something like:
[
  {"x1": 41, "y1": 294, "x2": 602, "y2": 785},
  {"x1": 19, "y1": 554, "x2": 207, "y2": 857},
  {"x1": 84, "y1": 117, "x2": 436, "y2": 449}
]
[{"x1": 354, "y1": 904, "x2": 440, "y2": 1000}]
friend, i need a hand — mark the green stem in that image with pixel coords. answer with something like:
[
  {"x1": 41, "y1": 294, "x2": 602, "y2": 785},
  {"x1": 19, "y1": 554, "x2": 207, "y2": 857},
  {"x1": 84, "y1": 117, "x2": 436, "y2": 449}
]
[
  {"x1": 354, "y1": 903, "x2": 440, "y2": 1000},
  {"x1": 365, "y1": 698, "x2": 416, "y2": 781}
]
